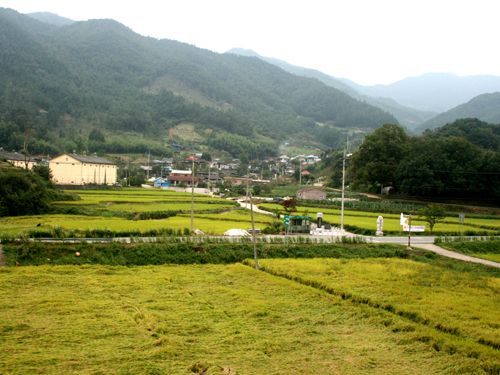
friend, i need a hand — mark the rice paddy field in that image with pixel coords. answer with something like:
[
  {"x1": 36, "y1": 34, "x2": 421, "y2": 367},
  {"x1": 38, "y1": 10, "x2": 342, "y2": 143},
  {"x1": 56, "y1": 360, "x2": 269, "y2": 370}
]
[
  {"x1": 54, "y1": 189, "x2": 231, "y2": 206},
  {"x1": 1, "y1": 188, "x2": 499, "y2": 238},
  {"x1": 1, "y1": 260, "x2": 499, "y2": 374}
]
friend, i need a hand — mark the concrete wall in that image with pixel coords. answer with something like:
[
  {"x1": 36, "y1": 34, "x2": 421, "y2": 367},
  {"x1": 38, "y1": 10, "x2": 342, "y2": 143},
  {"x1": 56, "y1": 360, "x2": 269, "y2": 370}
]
[{"x1": 297, "y1": 188, "x2": 326, "y2": 200}]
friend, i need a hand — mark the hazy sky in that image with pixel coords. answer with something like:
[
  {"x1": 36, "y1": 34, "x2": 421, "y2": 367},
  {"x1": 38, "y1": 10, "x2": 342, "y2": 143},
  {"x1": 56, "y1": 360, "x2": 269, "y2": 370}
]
[{"x1": 2, "y1": 0, "x2": 499, "y2": 85}]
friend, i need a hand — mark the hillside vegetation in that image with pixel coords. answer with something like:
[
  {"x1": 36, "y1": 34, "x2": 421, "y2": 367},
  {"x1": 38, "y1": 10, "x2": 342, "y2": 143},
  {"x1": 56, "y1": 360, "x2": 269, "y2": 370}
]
[{"x1": 0, "y1": 8, "x2": 397, "y2": 158}]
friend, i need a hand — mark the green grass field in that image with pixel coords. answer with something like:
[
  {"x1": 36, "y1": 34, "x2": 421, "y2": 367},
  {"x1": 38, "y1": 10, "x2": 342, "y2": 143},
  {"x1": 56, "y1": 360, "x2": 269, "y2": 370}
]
[{"x1": 1, "y1": 263, "x2": 497, "y2": 374}]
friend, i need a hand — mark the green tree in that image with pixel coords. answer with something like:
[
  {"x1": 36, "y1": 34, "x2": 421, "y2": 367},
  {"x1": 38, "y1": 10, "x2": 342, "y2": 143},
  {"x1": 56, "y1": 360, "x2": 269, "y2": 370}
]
[
  {"x1": 0, "y1": 168, "x2": 52, "y2": 217},
  {"x1": 417, "y1": 204, "x2": 446, "y2": 234},
  {"x1": 395, "y1": 137, "x2": 485, "y2": 197},
  {"x1": 201, "y1": 152, "x2": 212, "y2": 161},
  {"x1": 350, "y1": 123, "x2": 408, "y2": 192},
  {"x1": 252, "y1": 183, "x2": 262, "y2": 196},
  {"x1": 88, "y1": 129, "x2": 106, "y2": 143}
]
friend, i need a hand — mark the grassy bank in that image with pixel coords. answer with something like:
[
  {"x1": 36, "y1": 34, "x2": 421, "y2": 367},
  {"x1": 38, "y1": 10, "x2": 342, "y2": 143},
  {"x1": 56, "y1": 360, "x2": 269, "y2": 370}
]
[{"x1": 3, "y1": 242, "x2": 408, "y2": 267}]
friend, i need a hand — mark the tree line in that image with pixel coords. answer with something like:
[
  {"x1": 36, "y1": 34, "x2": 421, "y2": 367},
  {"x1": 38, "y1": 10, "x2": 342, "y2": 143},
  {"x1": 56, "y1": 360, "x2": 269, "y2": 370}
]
[{"x1": 329, "y1": 119, "x2": 500, "y2": 200}]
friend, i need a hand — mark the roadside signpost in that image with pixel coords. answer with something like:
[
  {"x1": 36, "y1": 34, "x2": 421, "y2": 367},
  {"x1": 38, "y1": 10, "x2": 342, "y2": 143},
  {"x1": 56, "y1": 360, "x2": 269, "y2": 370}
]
[
  {"x1": 284, "y1": 215, "x2": 290, "y2": 246},
  {"x1": 284, "y1": 215, "x2": 290, "y2": 227},
  {"x1": 403, "y1": 225, "x2": 426, "y2": 232},
  {"x1": 459, "y1": 213, "x2": 465, "y2": 235},
  {"x1": 317, "y1": 212, "x2": 323, "y2": 228}
]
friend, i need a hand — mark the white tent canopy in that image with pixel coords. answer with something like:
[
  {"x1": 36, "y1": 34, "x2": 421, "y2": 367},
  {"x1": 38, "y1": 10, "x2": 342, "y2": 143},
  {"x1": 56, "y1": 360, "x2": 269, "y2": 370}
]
[{"x1": 223, "y1": 229, "x2": 250, "y2": 237}]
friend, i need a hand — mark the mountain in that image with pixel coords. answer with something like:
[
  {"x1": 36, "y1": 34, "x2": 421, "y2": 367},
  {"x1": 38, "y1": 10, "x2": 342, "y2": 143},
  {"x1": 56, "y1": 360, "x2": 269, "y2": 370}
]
[
  {"x1": 27, "y1": 12, "x2": 75, "y2": 26},
  {"x1": 415, "y1": 93, "x2": 500, "y2": 134},
  {"x1": 226, "y1": 48, "x2": 437, "y2": 131},
  {"x1": 346, "y1": 73, "x2": 500, "y2": 113},
  {"x1": 0, "y1": 8, "x2": 398, "y2": 158}
]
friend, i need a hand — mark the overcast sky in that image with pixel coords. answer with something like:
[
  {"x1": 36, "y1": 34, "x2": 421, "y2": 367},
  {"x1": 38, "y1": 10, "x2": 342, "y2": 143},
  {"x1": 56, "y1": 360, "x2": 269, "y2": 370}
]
[{"x1": 2, "y1": 0, "x2": 499, "y2": 85}]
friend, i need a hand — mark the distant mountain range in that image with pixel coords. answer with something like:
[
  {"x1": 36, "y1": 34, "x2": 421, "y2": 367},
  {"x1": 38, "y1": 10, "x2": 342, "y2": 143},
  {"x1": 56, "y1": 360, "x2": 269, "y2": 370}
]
[
  {"x1": 225, "y1": 48, "x2": 436, "y2": 131},
  {"x1": 227, "y1": 48, "x2": 500, "y2": 132},
  {"x1": 27, "y1": 11, "x2": 75, "y2": 26},
  {"x1": 348, "y1": 73, "x2": 500, "y2": 113},
  {"x1": 415, "y1": 92, "x2": 500, "y2": 133}
]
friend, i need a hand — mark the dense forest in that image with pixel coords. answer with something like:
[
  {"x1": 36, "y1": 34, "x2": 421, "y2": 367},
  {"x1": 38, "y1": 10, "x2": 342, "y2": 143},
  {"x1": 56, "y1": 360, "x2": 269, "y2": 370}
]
[
  {"x1": 345, "y1": 119, "x2": 500, "y2": 200},
  {"x1": 0, "y1": 8, "x2": 397, "y2": 158}
]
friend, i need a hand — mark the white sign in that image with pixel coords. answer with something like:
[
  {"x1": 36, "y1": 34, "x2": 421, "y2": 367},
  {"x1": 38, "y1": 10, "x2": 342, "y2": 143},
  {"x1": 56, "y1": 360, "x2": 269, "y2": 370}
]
[
  {"x1": 400, "y1": 213, "x2": 407, "y2": 226},
  {"x1": 317, "y1": 212, "x2": 323, "y2": 218},
  {"x1": 403, "y1": 225, "x2": 426, "y2": 232}
]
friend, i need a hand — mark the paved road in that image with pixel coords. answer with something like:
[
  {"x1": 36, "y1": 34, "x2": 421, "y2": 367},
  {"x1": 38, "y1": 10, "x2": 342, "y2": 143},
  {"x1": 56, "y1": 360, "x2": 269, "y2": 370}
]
[
  {"x1": 236, "y1": 199, "x2": 274, "y2": 215},
  {"x1": 411, "y1": 243, "x2": 500, "y2": 268},
  {"x1": 368, "y1": 236, "x2": 435, "y2": 244}
]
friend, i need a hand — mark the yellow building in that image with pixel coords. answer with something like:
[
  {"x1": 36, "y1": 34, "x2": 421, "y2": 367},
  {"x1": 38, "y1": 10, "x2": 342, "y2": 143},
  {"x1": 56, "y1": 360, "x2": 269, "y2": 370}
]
[{"x1": 50, "y1": 153, "x2": 117, "y2": 185}]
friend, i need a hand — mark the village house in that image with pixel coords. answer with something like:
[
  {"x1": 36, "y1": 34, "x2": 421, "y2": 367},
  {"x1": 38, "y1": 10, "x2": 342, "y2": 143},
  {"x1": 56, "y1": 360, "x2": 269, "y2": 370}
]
[
  {"x1": 305, "y1": 155, "x2": 320, "y2": 164},
  {"x1": 0, "y1": 149, "x2": 40, "y2": 169},
  {"x1": 168, "y1": 169, "x2": 198, "y2": 187},
  {"x1": 297, "y1": 187, "x2": 326, "y2": 200},
  {"x1": 50, "y1": 153, "x2": 117, "y2": 185}
]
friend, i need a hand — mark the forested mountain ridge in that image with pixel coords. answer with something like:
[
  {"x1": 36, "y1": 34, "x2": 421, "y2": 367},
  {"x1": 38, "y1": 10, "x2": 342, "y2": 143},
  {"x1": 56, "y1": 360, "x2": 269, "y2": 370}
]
[
  {"x1": 415, "y1": 93, "x2": 500, "y2": 134},
  {"x1": 226, "y1": 48, "x2": 437, "y2": 131},
  {"x1": 0, "y1": 8, "x2": 397, "y2": 158}
]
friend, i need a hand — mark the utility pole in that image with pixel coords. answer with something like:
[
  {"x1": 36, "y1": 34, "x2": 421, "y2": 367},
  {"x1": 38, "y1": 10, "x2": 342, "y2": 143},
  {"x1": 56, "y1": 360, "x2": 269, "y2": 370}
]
[
  {"x1": 341, "y1": 149, "x2": 346, "y2": 231},
  {"x1": 250, "y1": 193, "x2": 259, "y2": 269},
  {"x1": 246, "y1": 165, "x2": 250, "y2": 209},
  {"x1": 147, "y1": 150, "x2": 150, "y2": 180},
  {"x1": 407, "y1": 214, "x2": 412, "y2": 250},
  {"x1": 191, "y1": 153, "x2": 195, "y2": 232},
  {"x1": 299, "y1": 162, "x2": 302, "y2": 185},
  {"x1": 207, "y1": 164, "x2": 211, "y2": 197}
]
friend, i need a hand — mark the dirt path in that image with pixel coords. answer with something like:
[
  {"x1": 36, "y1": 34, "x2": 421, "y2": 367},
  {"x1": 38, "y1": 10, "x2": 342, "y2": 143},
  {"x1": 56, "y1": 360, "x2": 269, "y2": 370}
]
[
  {"x1": 414, "y1": 244, "x2": 500, "y2": 268},
  {"x1": 0, "y1": 245, "x2": 7, "y2": 267}
]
